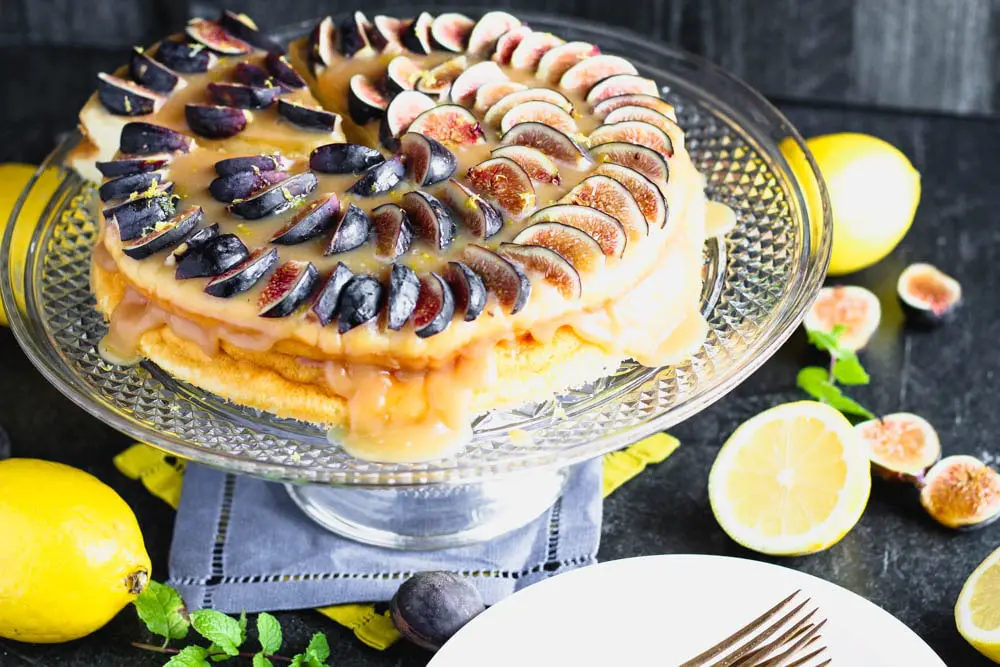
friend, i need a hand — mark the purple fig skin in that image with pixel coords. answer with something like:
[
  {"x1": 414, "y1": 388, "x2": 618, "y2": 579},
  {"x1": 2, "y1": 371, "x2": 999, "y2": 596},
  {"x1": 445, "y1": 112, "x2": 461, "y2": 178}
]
[
  {"x1": 209, "y1": 169, "x2": 287, "y2": 203},
  {"x1": 204, "y1": 247, "x2": 279, "y2": 298},
  {"x1": 121, "y1": 206, "x2": 202, "y2": 260},
  {"x1": 129, "y1": 48, "x2": 181, "y2": 93},
  {"x1": 214, "y1": 153, "x2": 289, "y2": 176},
  {"x1": 98, "y1": 169, "x2": 170, "y2": 203},
  {"x1": 119, "y1": 122, "x2": 193, "y2": 155},
  {"x1": 324, "y1": 204, "x2": 372, "y2": 255},
  {"x1": 310, "y1": 143, "x2": 384, "y2": 174},
  {"x1": 97, "y1": 73, "x2": 163, "y2": 116},
  {"x1": 337, "y1": 275, "x2": 385, "y2": 333},
  {"x1": 185, "y1": 104, "x2": 250, "y2": 139},
  {"x1": 207, "y1": 82, "x2": 281, "y2": 109},
  {"x1": 348, "y1": 157, "x2": 404, "y2": 197},
  {"x1": 103, "y1": 194, "x2": 175, "y2": 241},
  {"x1": 258, "y1": 261, "x2": 320, "y2": 318},
  {"x1": 175, "y1": 234, "x2": 249, "y2": 280},
  {"x1": 339, "y1": 11, "x2": 374, "y2": 57},
  {"x1": 413, "y1": 272, "x2": 456, "y2": 338},
  {"x1": 96, "y1": 153, "x2": 172, "y2": 178},
  {"x1": 400, "y1": 190, "x2": 457, "y2": 250},
  {"x1": 371, "y1": 204, "x2": 413, "y2": 260},
  {"x1": 385, "y1": 263, "x2": 420, "y2": 331},
  {"x1": 264, "y1": 52, "x2": 306, "y2": 90},
  {"x1": 390, "y1": 572, "x2": 485, "y2": 651},
  {"x1": 270, "y1": 193, "x2": 340, "y2": 245},
  {"x1": 171, "y1": 223, "x2": 219, "y2": 262},
  {"x1": 218, "y1": 10, "x2": 286, "y2": 53},
  {"x1": 186, "y1": 18, "x2": 252, "y2": 55},
  {"x1": 443, "y1": 261, "x2": 486, "y2": 322},
  {"x1": 401, "y1": 12, "x2": 434, "y2": 55},
  {"x1": 154, "y1": 40, "x2": 217, "y2": 73},
  {"x1": 347, "y1": 74, "x2": 388, "y2": 125},
  {"x1": 277, "y1": 99, "x2": 342, "y2": 132},
  {"x1": 311, "y1": 262, "x2": 355, "y2": 327},
  {"x1": 308, "y1": 16, "x2": 336, "y2": 68},
  {"x1": 233, "y1": 62, "x2": 273, "y2": 87},
  {"x1": 228, "y1": 172, "x2": 318, "y2": 219},
  {"x1": 399, "y1": 133, "x2": 457, "y2": 187}
]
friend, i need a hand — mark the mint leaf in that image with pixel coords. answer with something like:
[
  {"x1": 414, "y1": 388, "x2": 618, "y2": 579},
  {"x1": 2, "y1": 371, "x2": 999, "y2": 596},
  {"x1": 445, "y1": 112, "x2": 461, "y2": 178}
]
[
  {"x1": 190, "y1": 610, "x2": 242, "y2": 657},
  {"x1": 806, "y1": 326, "x2": 843, "y2": 355},
  {"x1": 797, "y1": 367, "x2": 876, "y2": 419},
  {"x1": 133, "y1": 581, "x2": 189, "y2": 641},
  {"x1": 831, "y1": 353, "x2": 869, "y2": 386},
  {"x1": 252, "y1": 653, "x2": 273, "y2": 667},
  {"x1": 164, "y1": 645, "x2": 210, "y2": 667},
  {"x1": 238, "y1": 611, "x2": 248, "y2": 644},
  {"x1": 306, "y1": 632, "x2": 330, "y2": 662},
  {"x1": 256, "y1": 613, "x2": 282, "y2": 655}
]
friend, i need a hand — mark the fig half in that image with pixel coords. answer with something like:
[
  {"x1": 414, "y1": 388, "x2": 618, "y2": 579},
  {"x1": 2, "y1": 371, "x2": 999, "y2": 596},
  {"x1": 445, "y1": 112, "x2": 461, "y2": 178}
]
[
  {"x1": 119, "y1": 122, "x2": 193, "y2": 155},
  {"x1": 513, "y1": 222, "x2": 605, "y2": 273},
  {"x1": 278, "y1": 100, "x2": 342, "y2": 133},
  {"x1": 498, "y1": 243, "x2": 582, "y2": 299},
  {"x1": 129, "y1": 48, "x2": 183, "y2": 93},
  {"x1": 398, "y1": 132, "x2": 457, "y2": 186},
  {"x1": 435, "y1": 178, "x2": 503, "y2": 239},
  {"x1": 855, "y1": 413, "x2": 941, "y2": 481},
  {"x1": 802, "y1": 285, "x2": 882, "y2": 352},
  {"x1": 920, "y1": 456, "x2": 1000, "y2": 530},
  {"x1": 310, "y1": 143, "x2": 384, "y2": 174},
  {"x1": 443, "y1": 261, "x2": 486, "y2": 322},
  {"x1": 215, "y1": 153, "x2": 289, "y2": 176},
  {"x1": 185, "y1": 104, "x2": 250, "y2": 139},
  {"x1": 97, "y1": 153, "x2": 172, "y2": 178},
  {"x1": 175, "y1": 233, "x2": 249, "y2": 280},
  {"x1": 491, "y1": 26, "x2": 533, "y2": 66},
  {"x1": 449, "y1": 61, "x2": 507, "y2": 107},
  {"x1": 400, "y1": 190, "x2": 457, "y2": 250},
  {"x1": 311, "y1": 263, "x2": 355, "y2": 327},
  {"x1": 560, "y1": 174, "x2": 648, "y2": 241},
  {"x1": 385, "y1": 263, "x2": 421, "y2": 331},
  {"x1": 371, "y1": 203, "x2": 413, "y2": 260},
  {"x1": 897, "y1": 263, "x2": 961, "y2": 329},
  {"x1": 347, "y1": 157, "x2": 405, "y2": 197},
  {"x1": 592, "y1": 93, "x2": 678, "y2": 122},
  {"x1": 499, "y1": 122, "x2": 589, "y2": 169},
  {"x1": 401, "y1": 12, "x2": 434, "y2": 55},
  {"x1": 430, "y1": 12, "x2": 475, "y2": 52},
  {"x1": 528, "y1": 204, "x2": 627, "y2": 257},
  {"x1": 258, "y1": 260, "x2": 319, "y2": 318},
  {"x1": 97, "y1": 73, "x2": 165, "y2": 116},
  {"x1": 270, "y1": 193, "x2": 340, "y2": 245},
  {"x1": 324, "y1": 204, "x2": 372, "y2": 255},
  {"x1": 219, "y1": 10, "x2": 285, "y2": 53},
  {"x1": 204, "y1": 247, "x2": 278, "y2": 298},
  {"x1": 594, "y1": 163, "x2": 668, "y2": 229},
  {"x1": 348, "y1": 74, "x2": 389, "y2": 125},
  {"x1": 407, "y1": 105, "x2": 485, "y2": 146},
  {"x1": 585, "y1": 74, "x2": 659, "y2": 105},
  {"x1": 228, "y1": 171, "x2": 318, "y2": 219},
  {"x1": 558, "y1": 54, "x2": 638, "y2": 95},
  {"x1": 121, "y1": 205, "x2": 202, "y2": 260},
  {"x1": 155, "y1": 40, "x2": 216, "y2": 74},
  {"x1": 466, "y1": 157, "x2": 536, "y2": 220},
  {"x1": 535, "y1": 41, "x2": 600, "y2": 84},
  {"x1": 264, "y1": 52, "x2": 306, "y2": 90},
  {"x1": 588, "y1": 120, "x2": 674, "y2": 159},
  {"x1": 338, "y1": 275, "x2": 385, "y2": 333},
  {"x1": 466, "y1": 11, "x2": 522, "y2": 57},
  {"x1": 491, "y1": 145, "x2": 560, "y2": 185},
  {"x1": 590, "y1": 142, "x2": 670, "y2": 190},
  {"x1": 380, "y1": 91, "x2": 437, "y2": 148},
  {"x1": 413, "y1": 272, "x2": 456, "y2": 338},
  {"x1": 208, "y1": 82, "x2": 280, "y2": 109},
  {"x1": 186, "y1": 18, "x2": 252, "y2": 55},
  {"x1": 509, "y1": 32, "x2": 565, "y2": 71},
  {"x1": 461, "y1": 244, "x2": 531, "y2": 315},
  {"x1": 209, "y1": 169, "x2": 287, "y2": 203}
]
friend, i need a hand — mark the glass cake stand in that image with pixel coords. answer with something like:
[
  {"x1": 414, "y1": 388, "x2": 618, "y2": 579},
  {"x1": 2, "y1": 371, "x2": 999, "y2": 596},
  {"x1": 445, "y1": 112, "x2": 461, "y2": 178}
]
[{"x1": 0, "y1": 14, "x2": 831, "y2": 550}]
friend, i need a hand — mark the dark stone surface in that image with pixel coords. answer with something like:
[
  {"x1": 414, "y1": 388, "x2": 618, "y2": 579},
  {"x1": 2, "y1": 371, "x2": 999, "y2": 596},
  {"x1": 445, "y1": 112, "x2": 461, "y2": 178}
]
[{"x1": 2, "y1": 44, "x2": 998, "y2": 667}]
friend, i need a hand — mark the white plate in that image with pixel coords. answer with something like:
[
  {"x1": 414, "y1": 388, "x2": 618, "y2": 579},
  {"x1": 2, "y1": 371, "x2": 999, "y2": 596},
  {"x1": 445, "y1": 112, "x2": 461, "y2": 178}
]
[{"x1": 430, "y1": 555, "x2": 946, "y2": 666}]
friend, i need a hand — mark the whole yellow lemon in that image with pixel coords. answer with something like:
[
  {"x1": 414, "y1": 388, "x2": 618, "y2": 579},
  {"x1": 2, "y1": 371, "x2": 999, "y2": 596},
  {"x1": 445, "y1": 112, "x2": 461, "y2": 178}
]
[
  {"x1": 805, "y1": 133, "x2": 921, "y2": 275},
  {"x1": 0, "y1": 458, "x2": 151, "y2": 643},
  {"x1": 0, "y1": 163, "x2": 62, "y2": 326}
]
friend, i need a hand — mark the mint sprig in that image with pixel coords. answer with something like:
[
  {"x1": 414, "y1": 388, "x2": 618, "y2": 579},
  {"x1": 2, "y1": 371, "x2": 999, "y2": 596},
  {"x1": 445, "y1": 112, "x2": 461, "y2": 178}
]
[
  {"x1": 797, "y1": 325, "x2": 877, "y2": 419},
  {"x1": 132, "y1": 581, "x2": 332, "y2": 666}
]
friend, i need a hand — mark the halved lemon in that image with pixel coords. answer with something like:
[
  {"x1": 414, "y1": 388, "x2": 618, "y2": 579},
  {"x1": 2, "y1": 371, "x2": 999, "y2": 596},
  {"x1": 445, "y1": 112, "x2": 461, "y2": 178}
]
[
  {"x1": 708, "y1": 401, "x2": 872, "y2": 556},
  {"x1": 956, "y1": 545, "x2": 1000, "y2": 662}
]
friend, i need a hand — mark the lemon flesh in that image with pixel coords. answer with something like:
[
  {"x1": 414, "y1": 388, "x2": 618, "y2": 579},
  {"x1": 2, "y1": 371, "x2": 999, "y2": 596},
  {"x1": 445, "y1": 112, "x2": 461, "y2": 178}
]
[
  {"x1": 957, "y1": 545, "x2": 1000, "y2": 662},
  {"x1": 0, "y1": 458, "x2": 151, "y2": 643},
  {"x1": 708, "y1": 401, "x2": 871, "y2": 556},
  {"x1": 805, "y1": 133, "x2": 920, "y2": 276}
]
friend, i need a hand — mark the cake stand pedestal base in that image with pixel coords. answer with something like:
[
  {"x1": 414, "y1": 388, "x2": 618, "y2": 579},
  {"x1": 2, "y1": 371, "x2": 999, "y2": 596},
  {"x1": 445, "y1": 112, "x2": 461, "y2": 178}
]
[{"x1": 285, "y1": 467, "x2": 569, "y2": 550}]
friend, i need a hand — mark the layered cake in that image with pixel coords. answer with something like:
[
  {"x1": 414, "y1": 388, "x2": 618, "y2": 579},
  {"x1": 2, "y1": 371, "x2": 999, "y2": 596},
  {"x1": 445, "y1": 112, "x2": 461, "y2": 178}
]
[{"x1": 71, "y1": 10, "x2": 731, "y2": 462}]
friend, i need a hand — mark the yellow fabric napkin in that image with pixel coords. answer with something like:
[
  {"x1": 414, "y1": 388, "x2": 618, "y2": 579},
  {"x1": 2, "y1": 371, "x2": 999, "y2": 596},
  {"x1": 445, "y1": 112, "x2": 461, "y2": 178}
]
[{"x1": 114, "y1": 433, "x2": 680, "y2": 650}]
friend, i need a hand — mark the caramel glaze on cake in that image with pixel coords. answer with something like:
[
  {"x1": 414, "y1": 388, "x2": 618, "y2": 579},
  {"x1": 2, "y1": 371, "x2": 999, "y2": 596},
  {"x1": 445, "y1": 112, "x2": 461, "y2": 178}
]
[{"x1": 72, "y1": 10, "x2": 736, "y2": 462}]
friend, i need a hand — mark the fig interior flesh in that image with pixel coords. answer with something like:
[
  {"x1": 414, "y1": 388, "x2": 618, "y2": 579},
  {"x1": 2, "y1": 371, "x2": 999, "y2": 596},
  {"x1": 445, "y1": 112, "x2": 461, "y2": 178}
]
[
  {"x1": 855, "y1": 413, "x2": 941, "y2": 480},
  {"x1": 897, "y1": 262, "x2": 962, "y2": 328},
  {"x1": 920, "y1": 455, "x2": 1000, "y2": 530},
  {"x1": 802, "y1": 285, "x2": 882, "y2": 352}
]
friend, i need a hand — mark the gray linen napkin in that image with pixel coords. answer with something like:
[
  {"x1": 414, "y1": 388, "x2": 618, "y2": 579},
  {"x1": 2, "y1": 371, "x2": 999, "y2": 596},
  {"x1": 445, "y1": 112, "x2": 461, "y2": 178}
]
[{"x1": 168, "y1": 461, "x2": 602, "y2": 612}]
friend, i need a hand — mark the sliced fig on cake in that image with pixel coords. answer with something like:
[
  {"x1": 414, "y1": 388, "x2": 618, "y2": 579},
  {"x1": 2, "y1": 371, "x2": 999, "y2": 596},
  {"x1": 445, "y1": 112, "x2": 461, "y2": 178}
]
[
  {"x1": 590, "y1": 142, "x2": 670, "y2": 189},
  {"x1": 98, "y1": 169, "x2": 170, "y2": 203},
  {"x1": 430, "y1": 12, "x2": 475, "y2": 52},
  {"x1": 228, "y1": 171, "x2": 318, "y2": 219},
  {"x1": 593, "y1": 93, "x2": 677, "y2": 122},
  {"x1": 460, "y1": 244, "x2": 530, "y2": 314},
  {"x1": 103, "y1": 193, "x2": 175, "y2": 241},
  {"x1": 559, "y1": 54, "x2": 638, "y2": 95},
  {"x1": 264, "y1": 52, "x2": 306, "y2": 90},
  {"x1": 97, "y1": 73, "x2": 165, "y2": 116},
  {"x1": 509, "y1": 32, "x2": 565, "y2": 71},
  {"x1": 491, "y1": 26, "x2": 533, "y2": 65},
  {"x1": 347, "y1": 157, "x2": 405, "y2": 197},
  {"x1": 372, "y1": 15, "x2": 405, "y2": 49},
  {"x1": 171, "y1": 223, "x2": 219, "y2": 263},
  {"x1": 209, "y1": 169, "x2": 287, "y2": 203},
  {"x1": 561, "y1": 174, "x2": 648, "y2": 240},
  {"x1": 601, "y1": 106, "x2": 680, "y2": 141},
  {"x1": 277, "y1": 99, "x2": 342, "y2": 132},
  {"x1": 311, "y1": 262, "x2": 355, "y2": 327},
  {"x1": 407, "y1": 105, "x2": 485, "y2": 146},
  {"x1": 498, "y1": 243, "x2": 581, "y2": 299},
  {"x1": 512, "y1": 222, "x2": 605, "y2": 272},
  {"x1": 185, "y1": 104, "x2": 250, "y2": 139},
  {"x1": 219, "y1": 10, "x2": 284, "y2": 53},
  {"x1": 347, "y1": 74, "x2": 389, "y2": 124},
  {"x1": 186, "y1": 18, "x2": 251, "y2": 55},
  {"x1": 401, "y1": 11, "x2": 434, "y2": 55},
  {"x1": 308, "y1": 16, "x2": 337, "y2": 68},
  {"x1": 435, "y1": 178, "x2": 503, "y2": 239},
  {"x1": 337, "y1": 274, "x2": 385, "y2": 333},
  {"x1": 214, "y1": 153, "x2": 289, "y2": 176},
  {"x1": 595, "y1": 163, "x2": 668, "y2": 229},
  {"x1": 121, "y1": 205, "x2": 202, "y2": 260},
  {"x1": 467, "y1": 11, "x2": 522, "y2": 57},
  {"x1": 270, "y1": 193, "x2": 340, "y2": 245},
  {"x1": 399, "y1": 132, "x2": 457, "y2": 186},
  {"x1": 371, "y1": 203, "x2": 413, "y2": 259},
  {"x1": 490, "y1": 145, "x2": 560, "y2": 185},
  {"x1": 208, "y1": 82, "x2": 280, "y2": 109},
  {"x1": 340, "y1": 11, "x2": 376, "y2": 57},
  {"x1": 443, "y1": 261, "x2": 487, "y2": 322},
  {"x1": 129, "y1": 48, "x2": 182, "y2": 93},
  {"x1": 528, "y1": 204, "x2": 627, "y2": 257},
  {"x1": 473, "y1": 81, "x2": 527, "y2": 115},
  {"x1": 586, "y1": 74, "x2": 659, "y2": 105},
  {"x1": 232, "y1": 62, "x2": 273, "y2": 87},
  {"x1": 416, "y1": 56, "x2": 467, "y2": 97},
  {"x1": 400, "y1": 190, "x2": 457, "y2": 250},
  {"x1": 97, "y1": 153, "x2": 172, "y2": 178},
  {"x1": 175, "y1": 233, "x2": 249, "y2": 279},
  {"x1": 589, "y1": 120, "x2": 673, "y2": 158},
  {"x1": 204, "y1": 247, "x2": 278, "y2": 297},
  {"x1": 154, "y1": 40, "x2": 216, "y2": 73},
  {"x1": 310, "y1": 143, "x2": 384, "y2": 174},
  {"x1": 483, "y1": 88, "x2": 573, "y2": 129},
  {"x1": 384, "y1": 55, "x2": 423, "y2": 94},
  {"x1": 499, "y1": 123, "x2": 590, "y2": 169},
  {"x1": 324, "y1": 204, "x2": 372, "y2": 255},
  {"x1": 379, "y1": 90, "x2": 437, "y2": 148},
  {"x1": 500, "y1": 100, "x2": 577, "y2": 136},
  {"x1": 466, "y1": 157, "x2": 536, "y2": 220},
  {"x1": 449, "y1": 61, "x2": 507, "y2": 107},
  {"x1": 385, "y1": 263, "x2": 421, "y2": 330},
  {"x1": 536, "y1": 41, "x2": 600, "y2": 83},
  {"x1": 413, "y1": 272, "x2": 456, "y2": 337},
  {"x1": 258, "y1": 260, "x2": 319, "y2": 318}
]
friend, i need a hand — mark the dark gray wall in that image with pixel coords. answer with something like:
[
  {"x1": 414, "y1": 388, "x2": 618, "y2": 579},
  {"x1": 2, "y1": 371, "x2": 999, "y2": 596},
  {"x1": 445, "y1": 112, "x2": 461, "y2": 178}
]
[{"x1": 2, "y1": 0, "x2": 995, "y2": 116}]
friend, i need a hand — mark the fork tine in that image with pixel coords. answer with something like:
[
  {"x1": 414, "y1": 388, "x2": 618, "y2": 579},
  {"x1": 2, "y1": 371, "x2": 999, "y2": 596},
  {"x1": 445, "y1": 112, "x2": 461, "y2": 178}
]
[
  {"x1": 710, "y1": 599, "x2": 813, "y2": 667},
  {"x1": 677, "y1": 591, "x2": 802, "y2": 667},
  {"x1": 751, "y1": 621, "x2": 827, "y2": 667},
  {"x1": 781, "y1": 644, "x2": 829, "y2": 667},
  {"x1": 728, "y1": 609, "x2": 819, "y2": 666}
]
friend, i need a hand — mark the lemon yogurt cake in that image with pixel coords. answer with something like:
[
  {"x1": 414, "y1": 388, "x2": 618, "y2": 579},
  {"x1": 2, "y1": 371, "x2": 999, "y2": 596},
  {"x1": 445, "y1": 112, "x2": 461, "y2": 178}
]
[{"x1": 71, "y1": 10, "x2": 732, "y2": 462}]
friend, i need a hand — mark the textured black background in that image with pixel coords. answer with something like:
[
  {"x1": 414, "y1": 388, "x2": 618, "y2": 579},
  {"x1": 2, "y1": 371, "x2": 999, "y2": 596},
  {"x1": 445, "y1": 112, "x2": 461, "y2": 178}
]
[{"x1": 2, "y1": 2, "x2": 1000, "y2": 666}]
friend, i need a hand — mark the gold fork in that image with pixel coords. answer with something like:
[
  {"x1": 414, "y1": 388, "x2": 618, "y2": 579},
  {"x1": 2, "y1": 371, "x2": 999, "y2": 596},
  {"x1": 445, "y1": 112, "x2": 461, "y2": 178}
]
[{"x1": 678, "y1": 590, "x2": 830, "y2": 667}]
